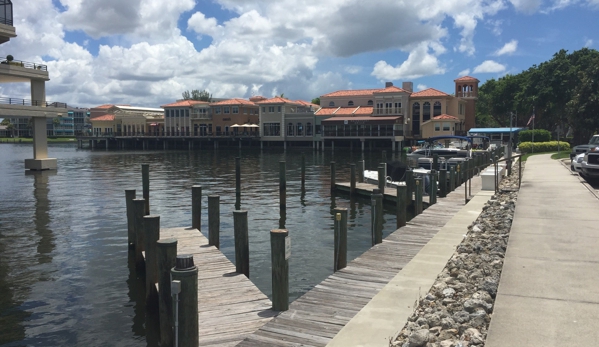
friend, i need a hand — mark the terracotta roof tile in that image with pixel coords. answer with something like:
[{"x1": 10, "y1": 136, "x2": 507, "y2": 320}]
[
  {"x1": 314, "y1": 107, "x2": 339, "y2": 115},
  {"x1": 209, "y1": 98, "x2": 257, "y2": 106},
  {"x1": 411, "y1": 88, "x2": 450, "y2": 97},
  {"x1": 254, "y1": 97, "x2": 299, "y2": 105},
  {"x1": 93, "y1": 104, "x2": 114, "y2": 109},
  {"x1": 294, "y1": 100, "x2": 320, "y2": 108},
  {"x1": 161, "y1": 100, "x2": 209, "y2": 108},
  {"x1": 322, "y1": 86, "x2": 408, "y2": 97},
  {"x1": 432, "y1": 114, "x2": 459, "y2": 120},
  {"x1": 322, "y1": 116, "x2": 400, "y2": 122},
  {"x1": 454, "y1": 76, "x2": 479, "y2": 82},
  {"x1": 91, "y1": 114, "x2": 115, "y2": 121},
  {"x1": 374, "y1": 86, "x2": 408, "y2": 94},
  {"x1": 353, "y1": 106, "x2": 374, "y2": 115}
]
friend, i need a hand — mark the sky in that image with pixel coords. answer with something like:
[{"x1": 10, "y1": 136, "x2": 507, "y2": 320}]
[{"x1": 0, "y1": 0, "x2": 598, "y2": 109}]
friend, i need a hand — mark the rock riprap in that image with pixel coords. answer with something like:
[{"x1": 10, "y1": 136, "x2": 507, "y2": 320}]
[{"x1": 391, "y1": 167, "x2": 522, "y2": 347}]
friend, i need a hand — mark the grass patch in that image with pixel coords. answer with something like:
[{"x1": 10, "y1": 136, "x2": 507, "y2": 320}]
[{"x1": 521, "y1": 151, "x2": 570, "y2": 162}]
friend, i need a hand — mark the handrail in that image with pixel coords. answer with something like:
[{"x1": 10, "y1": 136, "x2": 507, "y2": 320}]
[
  {"x1": 0, "y1": 97, "x2": 67, "y2": 108},
  {"x1": 493, "y1": 153, "x2": 524, "y2": 192},
  {"x1": 0, "y1": 59, "x2": 48, "y2": 71}
]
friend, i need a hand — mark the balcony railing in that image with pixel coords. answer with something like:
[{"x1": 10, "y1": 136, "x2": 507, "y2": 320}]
[
  {"x1": 0, "y1": 0, "x2": 13, "y2": 26},
  {"x1": 190, "y1": 112, "x2": 212, "y2": 120},
  {"x1": 0, "y1": 59, "x2": 48, "y2": 71},
  {"x1": 375, "y1": 108, "x2": 403, "y2": 115},
  {"x1": 457, "y1": 91, "x2": 476, "y2": 98},
  {"x1": 0, "y1": 97, "x2": 67, "y2": 108},
  {"x1": 81, "y1": 131, "x2": 261, "y2": 138}
]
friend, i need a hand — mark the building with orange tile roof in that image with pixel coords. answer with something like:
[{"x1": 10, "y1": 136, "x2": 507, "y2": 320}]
[
  {"x1": 257, "y1": 96, "x2": 319, "y2": 147},
  {"x1": 209, "y1": 98, "x2": 259, "y2": 136}
]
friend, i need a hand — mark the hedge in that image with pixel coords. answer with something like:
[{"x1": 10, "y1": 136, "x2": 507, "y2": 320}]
[
  {"x1": 519, "y1": 129, "x2": 552, "y2": 142},
  {"x1": 518, "y1": 141, "x2": 570, "y2": 153}
]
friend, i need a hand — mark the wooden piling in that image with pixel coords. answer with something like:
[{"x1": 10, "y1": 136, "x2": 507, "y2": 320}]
[
  {"x1": 142, "y1": 164, "x2": 150, "y2": 215},
  {"x1": 144, "y1": 215, "x2": 160, "y2": 307},
  {"x1": 396, "y1": 183, "x2": 407, "y2": 229},
  {"x1": 333, "y1": 208, "x2": 348, "y2": 271},
  {"x1": 208, "y1": 195, "x2": 220, "y2": 248},
  {"x1": 157, "y1": 238, "x2": 177, "y2": 347},
  {"x1": 414, "y1": 178, "x2": 423, "y2": 215},
  {"x1": 171, "y1": 255, "x2": 199, "y2": 347},
  {"x1": 233, "y1": 210, "x2": 250, "y2": 278},
  {"x1": 357, "y1": 160, "x2": 365, "y2": 183},
  {"x1": 125, "y1": 189, "x2": 136, "y2": 248},
  {"x1": 449, "y1": 167, "x2": 456, "y2": 192},
  {"x1": 280, "y1": 161, "x2": 286, "y2": 209},
  {"x1": 271, "y1": 229, "x2": 289, "y2": 311},
  {"x1": 377, "y1": 165, "x2": 385, "y2": 194},
  {"x1": 350, "y1": 163, "x2": 356, "y2": 196},
  {"x1": 235, "y1": 157, "x2": 241, "y2": 201},
  {"x1": 405, "y1": 169, "x2": 414, "y2": 206},
  {"x1": 429, "y1": 170, "x2": 437, "y2": 205},
  {"x1": 330, "y1": 161, "x2": 336, "y2": 192},
  {"x1": 371, "y1": 189, "x2": 383, "y2": 245},
  {"x1": 439, "y1": 169, "x2": 447, "y2": 198},
  {"x1": 192, "y1": 185, "x2": 202, "y2": 230},
  {"x1": 132, "y1": 198, "x2": 147, "y2": 270},
  {"x1": 432, "y1": 154, "x2": 439, "y2": 171}
]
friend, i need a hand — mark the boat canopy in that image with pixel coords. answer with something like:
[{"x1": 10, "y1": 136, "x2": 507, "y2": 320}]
[
  {"x1": 426, "y1": 135, "x2": 473, "y2": 143},
  {"x1": 468, "y1": 135, "x2": 490, "y2": 141}
]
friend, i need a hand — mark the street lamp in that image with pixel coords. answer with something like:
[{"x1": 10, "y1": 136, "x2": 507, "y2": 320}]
[{"x1": 508, "y1": 112, "x2": 515, "y2": 176}]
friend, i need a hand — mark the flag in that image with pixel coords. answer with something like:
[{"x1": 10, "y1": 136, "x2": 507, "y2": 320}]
[{"x1": 527, "y1": 112, "x2": 535, "y2": 126}]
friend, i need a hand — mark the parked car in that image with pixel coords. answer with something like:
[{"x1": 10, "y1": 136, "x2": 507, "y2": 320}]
[
  {"x1": 571, "y1": 153, "x2": 584, "y2": 173},
  {"x1": 571, "y1": 135, "x2": 599, "y2": 159},
  {"x1": 580, "y1": 147, "x2": 599, "y2": 183}
]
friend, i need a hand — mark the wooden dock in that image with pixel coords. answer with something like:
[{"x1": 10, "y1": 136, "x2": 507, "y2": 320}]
[
  {"x1": 160, "y1": 227, "x2": 278, "y2": 347},
  {"x1": 237, "y1": 177, "x2": 481, "y2": 347}
]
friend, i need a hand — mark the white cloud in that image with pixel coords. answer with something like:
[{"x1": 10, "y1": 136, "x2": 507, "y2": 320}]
[
  {"x1": 416, "y1": 84, "x2": 428, "y2": 91},
  {"x1": 344, "y1": 66, "x2": 362, "y2": 74},
  {"x1": 473, "y1": 60, "x2": 506, "y2": 73},
  {"x1": 494, "y1": 40, "x2": 518, "y2": 56},
  {"x1": 371, "y1": 42, "x2": 446, "y2": 80},
  {"x1": 509, "y1": 0, "x2": 542, "y2": 13},
  {"x1": 585, "y1": 39, "x2": 593, "y2": 47},
  {"x1": 187, "y1": 12, "x2": 220, "y2": 38},
  {"x1": 487, "y1": 19, "x2": 504, "y2": 36},
  {"x1": 458, "y1": 69, "x2": 471, "y2": 77}
]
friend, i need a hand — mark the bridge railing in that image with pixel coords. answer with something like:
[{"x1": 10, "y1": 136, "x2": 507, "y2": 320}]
[
  {"x1": 0, "y1": 97, "x2": 67, "y2": 108},
  {"x1": 0, "y1": 59, "x2": 48, "y2": 71}
]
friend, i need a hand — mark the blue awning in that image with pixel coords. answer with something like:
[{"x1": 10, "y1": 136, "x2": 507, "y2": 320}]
[{"x1": 468, "y1": 127, "x2": 525, "y2": 134}]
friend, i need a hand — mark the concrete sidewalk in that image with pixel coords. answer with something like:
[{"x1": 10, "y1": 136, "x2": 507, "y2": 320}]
[{"x1": 486, "y1": 154, "x2": 599, "y2": 347}]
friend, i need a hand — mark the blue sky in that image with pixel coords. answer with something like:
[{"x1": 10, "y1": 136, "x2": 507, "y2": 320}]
[{"x1": 0, "y1": 0, "x2": 597, "y2": 108}]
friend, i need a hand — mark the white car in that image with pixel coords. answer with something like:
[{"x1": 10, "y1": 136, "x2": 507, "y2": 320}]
[{"x1": 571, "y1": 153, "x2": 584, "y2": 173}]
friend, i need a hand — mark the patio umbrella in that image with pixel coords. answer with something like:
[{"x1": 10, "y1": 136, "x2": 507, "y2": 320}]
[{"x1": 230, "y1": 124, "x2": 240, "y2": 127}]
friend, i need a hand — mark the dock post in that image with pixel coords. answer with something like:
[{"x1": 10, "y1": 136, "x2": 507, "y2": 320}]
[
  {"x1": 439, "y1": 169, "x2": 447, "y2": 198},
  {"x1": 405, "y1": 169, "x2": 414, "y2": 205},
  {"x1": 433, "y1": 154, "x2": 439, "y2": 171},
  {"x1": 429, "y1": 170, "x2": 437, "y2": 205},
  {"x1": 192, "y1": 185, "x2": 202, "y2": 230},
  {"x1": 382, "y1": 150, "x2": 387, "y2": 161},
  {"x1": 396, "y1": 183, "x2": 407, "y2": 229},
  {"x1": 171, "y1": 255, "x2": 199, "y2": 347},
  {"x1": 301, "y1": 153, "x2": 306, "y2": 190},
  {"x1": 358, "y1": 160, "x2": 365, "y2": 183},
  {"x1": 350, "y1": 163, "x2": 356, "y2": 196},
  {"x1": 235, "y1": 157, "x2": 241, "y2": 201},
  {"x1": 208, "y1": 195, "x2": 220, "y2": 248},
  {"x1": 330, "y1": 161, "x2": 336, "y2": 192},
  {"x1": 157, "y1": 238, "x2": 177, "y2": 347},
  {"x1": 142, "y1": 164, "x2": 150, "y2": 215},
  {"x1": 133, "y1": 198, "x2": 147, "y2": 270},
  {"x1": 371, "y1": 189, "x2": 383, "y2": 245},
  {"x1": 125, "y1": 189, "x2": 136, "y2": 248},
  {"x1": 333, "y1": 208, "x2": 348, "y2": 271},
  {"x1": 414, "y1": 178, "x2": 423, "y2": 215},
  {"x1": 233, "y1": 210, "x2": 250, "y2": 277},
  {"x1": 271, "y1": 229, "x2": 289, "y2": 311},
  {"x1": 144, "y1": 215, "x2": 160, "y2": 307},
  {"x1": 449, "y1": 167, "x2": 455, "y2": 192},
  {"x1": 280, "y1": 161, "x2": 286, "y2": 209},
  {"x1": 377, "y1": 165, "x2": 385, "y2": 194}
]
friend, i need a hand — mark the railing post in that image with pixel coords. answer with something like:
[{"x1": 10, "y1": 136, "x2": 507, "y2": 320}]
[
  {"x1": 208, "y1": 195, "x2": 220, "y2": 248},
  {"x1": 429, "y1": 170, "x2": 437, "y2": 205},
  {"x1": 350, "y1": 163, "x2": 356, "y2": 196},
  {"x1": 192, "y1": 185, "x2": 202, "y2": 230},
  {"x1": 171, "y1": 255, "x2": 199, "y2": 347},
  {"x1": 449, "y1": 167, "x2": 455, "y2": 192},
  {"x1": 371, "y1": 188, "x2": 383, "y2": 245},
  {"x1": 439, "y1": 168, "x2": 447, "y2": 198},
  {"x1": 125, "y1": 189, "x2": 136, "y2": 248},
  {"x1": 414, "y1": 178, "x2": 423, "y2": 215},
  {"x1": 271, "y1": 229, "x2": 289, "y2": 311},
  {"x1": 132, "y1": 198, "x2": 147, "y2": 270},
  {"x1": 518, "y1": 156, "x2": 522, "y2": 188},
  {"x1": 142, "y1": 164, "x2": 150, "y2": 215},
  {"x1": 333, "y1": 208, "x2": 348, "y2": 271},
  {"x1": 157, "y1": 238, "x2": 177, "y2": 347},
  {"x1": 396, "y1": 183, "x2": 407, "y2": 229},
  {"x1": 432, "y1": 154, "x2": 439, "y2": 171},
  {"x1": 405, "y1": 169, "x2": 414, "y2": 206},
  {"x1": 358, "y1": 160, "x2": 365, "y2": 183},
  {"x1": 377, "y1": 165, "x2": 385, "y2": 194},
  {"x1": 330, "y1": 161, "x2": 336, "y2": 192},
  {"x1": 144, "y1": 215, "x2": 160, "y2": 307},
  {"x1": 233, "y1": 210, "x2": 250, "y2": 277}
]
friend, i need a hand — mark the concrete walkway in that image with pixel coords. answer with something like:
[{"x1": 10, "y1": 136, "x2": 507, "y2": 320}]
[{"x1": 486, "y1": 154, "x2": 599, "y2": 347}]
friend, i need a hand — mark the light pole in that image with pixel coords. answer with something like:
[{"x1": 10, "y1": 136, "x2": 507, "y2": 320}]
[{"x1": 508, "y1": 112, "x2": 514, "y2": 176}]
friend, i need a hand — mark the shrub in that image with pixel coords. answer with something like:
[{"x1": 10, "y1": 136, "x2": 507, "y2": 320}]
[
  {"x1": 519, "y1": 129, "x2": 552, "y2": 142},
  {"x1": 518, "y1": 141, "x2": 570, "y2": 153}
]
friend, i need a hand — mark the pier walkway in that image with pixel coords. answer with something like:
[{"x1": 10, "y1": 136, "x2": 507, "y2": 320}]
[
  {"x1": 160, "y1": 227, "x2": 277, "y2": 347},
  {"x1": 237, "y1": 177, "x2": 483, "y2": 346},
  {"x1": 485, "y1": 154, "x2": 599, "y2": 347}
]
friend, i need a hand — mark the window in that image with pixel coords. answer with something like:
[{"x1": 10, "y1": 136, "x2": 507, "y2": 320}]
[
  {"x1": 348, "y1": 101, "x2": 354, "y2": 106},
  {"x1": 412, "y1": 102, "x2": 421, "y2": 135},
  {"x1": 268, "y1": 106, "x2": 275, "y2": 112},
  {"x1": 367, "y1": 100, "x2": 373, "y2": 106},
  {"x1": 443, "y1": 122, "x2": 451, "y2": 131},
  {"x1": 214, "y1": 107, "x2": 221, "y2": 114},
  {"x1": 185, "y1": 109, "x2": 189, "y2": 117},
  {"x1": 385, "y1": 102, "x2": 392, "y2": 114},
  {"x1": 315, "y1": 124, "x2": 322, "y2": 134},
  {"x1": 278, "y1": 106, "x2": 282, "y2": 112},
  {"x1": 376, "y1": 102, "x2": 383, "y2": 115},
  {"x1": 262, "y1": 107, "x2": 266, "y2": 113},
  {"x1": 433, "y1": 101, "x2": 442, "y2": 116},
  {"x1": 329, "y1": 101, "x2": 335, "y2": 107},
  {"x1": 224, "y1": 107, "x2": 230, "y2": 114},
  {"x1": 263, "y1": 123, "x2": 281, "y2": 136},
  {"x1": 297, "y1": 122, "x2": 303, "y2": 136},
  {"x1": 459, "y1": 103, "x2": 464, "y2": 115},
  {"x1": 232, "y1": 106, "x2": 239, "y2": 114},
  {"x1": 435, "y1": 123, "x2": 440, "y2": 131},
  {"x1": 288, "y1": 122, "x2": 294, "y2": 136},
  {"x1": 306, "y1": 122, "x2": 313, "y2": 136},
  {"x1": 423, "y1": 102, "x2": 431, "y2": 122},
  {"x1": 244, "y1": 108, "x2": 248, "y2": 114},
  {"x1": 395, "y1": 102, "x2": 402, "y2": 113}
]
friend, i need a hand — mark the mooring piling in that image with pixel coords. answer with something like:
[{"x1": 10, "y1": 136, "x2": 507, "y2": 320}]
[
  {"x1": 141, "y1": 164, "x2": 150, "y2": 215},
  {"x1": 280, "y1": 161, "x2": 286, "y2": 209},
  {"x1": 396, "y1": 183, "x2": 407, "y2": 228},
  {"x1": 350, "y1": 163, "x2": 356, "y2": 196},
  {"x1": 125, "y1": 189, "x2": 136, "y2": 248},
  {"x1": 171, "y1": 255, "x2": 199, "y2": 347},
  {"x1": 208, "y1": 195, "x2": 220, "y2": 248},
  {"x1": 157, "y1": 238, "x2": 177, "y2": 347},
  {"x1": 330, "y1": 161, "x2": 336, "y2": 192},
  {"x1": 371, "y1": 188, "x2": 383, "y2": 245},
  {"x1": 333, "y1": 208, "x2": 348, "y2": 271},
  {"x1": 271, "y1": 229, "x2": 289, "y2": 311},
  {"x1": 132, "y1": 198, "x2": 147, "y2": 270},
  {"x1": 233, "y1": 210, "x2": 250, "y2": 278},
  {"x1": 192, "y1": 185, "x2": 202, "y2": 230},
  {"x1": 143, "y1": 215, "x2": 160, "y2": 307},
  {"x1": 414, "y1": 178, "x2": 423, "y2": 215}
]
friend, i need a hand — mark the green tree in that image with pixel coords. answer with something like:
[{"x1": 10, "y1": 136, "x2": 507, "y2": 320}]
[
  {"x1": 311, "y1": 97, "x2": 320, "y2": 105},
  {"x1": 182, "y1": 89, "x2": 212, "y2": 102}
]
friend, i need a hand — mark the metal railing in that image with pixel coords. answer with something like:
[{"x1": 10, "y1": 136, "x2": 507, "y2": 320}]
[
  {"x1": 0, "y1": 59, "x2": 48, "y2": 71},
  {"x1": 80, "y1": 131, "x2": 261, "y2": 138},
  {"x1": 457, "y1": 91, "x2": 477, "y2": 98},
  {"x1": 0, "y1": 97, "x2": 67, "y2": 108},
  {"x1": 493, "y1": 153, "x2": 523, "y2": 193}
]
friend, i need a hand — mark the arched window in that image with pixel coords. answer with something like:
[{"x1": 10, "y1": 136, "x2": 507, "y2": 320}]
[
  {"x1": 423, "y1": 102, "x2": 431, "y2": 122},
  {"x1": 329, "y1": 101, "x2": 335, "y2": 107},
  {"x1": 412, "y1": 102, "x2": 420, "y2": 135},
  {"x1": 348, "y1": 101, "x2": 354, "y2": 106},
  {"x1": 433, "y1": 101, "x2": 442, "y2": 116},
  {"x1": 367, "y1": 100, "x2": 373, "y2": 106}
]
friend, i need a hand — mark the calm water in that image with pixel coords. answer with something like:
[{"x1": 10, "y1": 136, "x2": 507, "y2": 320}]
[{"x1": 0, "y1": 143, "x2": 405, "y2": 346}]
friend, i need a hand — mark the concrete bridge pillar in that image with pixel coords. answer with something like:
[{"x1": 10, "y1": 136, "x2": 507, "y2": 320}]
[{"x1": 25, "y1": 117, "x2": 56, "y2": 170}]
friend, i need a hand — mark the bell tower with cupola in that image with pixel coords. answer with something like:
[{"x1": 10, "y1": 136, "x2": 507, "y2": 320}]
[{"x1": 454, "y1": 76, "x2": 479, "y2": 132}]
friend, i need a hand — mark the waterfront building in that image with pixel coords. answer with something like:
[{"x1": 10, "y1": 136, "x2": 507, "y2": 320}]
[
  {"x1": 209, "y1": 98, "x2": 260, "y2": 136},
  {"x1": 256, "y1": 97, "x2": 319, "y2": 147},
  {"x1": 89, "y1": 105, "x2": 163, "y2": 136},
  {"x1": 45, "y1": 107, "x2": 90, "y2": 136},
  {"x1": 161, "y1": 99, "x2": 210, "y2": 136}
]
